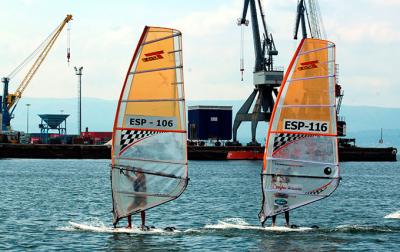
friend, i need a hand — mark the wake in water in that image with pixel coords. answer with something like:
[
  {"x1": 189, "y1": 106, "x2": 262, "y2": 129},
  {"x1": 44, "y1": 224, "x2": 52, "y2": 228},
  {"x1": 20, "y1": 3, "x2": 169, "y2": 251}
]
[
  {"x1": 204, "y1": 218, "x2": 400, "y2": 234},
  {"x1": 332, "y1": 224, "x2": 398, "y2": 233},
  {"x1": 57, "y1": 220, "x2": 181, "y2": 234},
  {"x1": 58, "y1": 218, "x2": 400, "y2": 235},
  {"x1": 384, "y1": 211, "x2": 400, "y2": 219},
  {"x1": 204, "y1": 218, "x2": 313, "y2": 232}
]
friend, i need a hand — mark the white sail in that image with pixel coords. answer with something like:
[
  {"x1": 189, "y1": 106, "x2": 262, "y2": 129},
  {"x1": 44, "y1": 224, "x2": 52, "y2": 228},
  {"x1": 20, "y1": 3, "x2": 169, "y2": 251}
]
[
  {"x1": 259, "y1": 38, "x2": 340, "y2": 225},
  {"x1": 111, "y1": 26, "x2": 188, "y2": 226}
]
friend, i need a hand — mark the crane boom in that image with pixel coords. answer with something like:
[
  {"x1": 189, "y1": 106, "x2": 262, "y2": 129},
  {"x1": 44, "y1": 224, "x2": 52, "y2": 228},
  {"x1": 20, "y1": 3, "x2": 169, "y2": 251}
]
[
  {"x1": 1, "y1": 14, "x2": 72, "y2": 131},
  {"x1": 9, "y1": 14, "x2": 73, "y2": 110}
]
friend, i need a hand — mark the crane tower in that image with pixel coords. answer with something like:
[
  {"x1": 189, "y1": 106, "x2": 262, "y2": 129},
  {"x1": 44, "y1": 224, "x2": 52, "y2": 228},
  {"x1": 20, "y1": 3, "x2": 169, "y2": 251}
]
[{"x1": 232, "y1": 0, "x2": 283, "y2": 146}]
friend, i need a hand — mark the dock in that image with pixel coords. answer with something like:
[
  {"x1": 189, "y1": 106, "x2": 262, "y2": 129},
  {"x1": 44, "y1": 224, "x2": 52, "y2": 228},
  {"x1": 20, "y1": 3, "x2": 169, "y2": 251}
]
[{"x1": 0, "y1": 143, "x2": 396, "y2": 161}]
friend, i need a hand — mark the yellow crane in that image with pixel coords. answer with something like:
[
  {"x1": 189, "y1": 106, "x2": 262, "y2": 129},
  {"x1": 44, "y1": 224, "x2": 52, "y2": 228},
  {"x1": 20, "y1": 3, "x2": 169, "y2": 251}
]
[{"x1": 1, "y1": 14, "x2": 73, "y2": 131}]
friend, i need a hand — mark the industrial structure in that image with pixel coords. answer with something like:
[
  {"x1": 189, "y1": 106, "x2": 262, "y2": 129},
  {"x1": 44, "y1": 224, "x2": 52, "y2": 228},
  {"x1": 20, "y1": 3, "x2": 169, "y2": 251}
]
[
  {"x1": 0, "y1": 2, "x2": 396, "y2": 162},
  {"x1": 233, "y1": 0, "x2": 283, "y2": 146},
  {"x1": 38, "y1": 114, "x2": 69, "y2": 143},
  {"x1": 1, "y1": 15, "x2": 72, "y2": 133}
]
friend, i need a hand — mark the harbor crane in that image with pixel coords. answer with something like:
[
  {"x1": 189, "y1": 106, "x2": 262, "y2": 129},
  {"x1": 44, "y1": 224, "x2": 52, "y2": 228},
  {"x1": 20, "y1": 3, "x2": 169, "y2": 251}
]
[
  {"x1": 1, "y1": 14, "x2": 72, "y2": 132},
  {"x1": 232, "y1": 0, "x2": 283, "y2": 146}
]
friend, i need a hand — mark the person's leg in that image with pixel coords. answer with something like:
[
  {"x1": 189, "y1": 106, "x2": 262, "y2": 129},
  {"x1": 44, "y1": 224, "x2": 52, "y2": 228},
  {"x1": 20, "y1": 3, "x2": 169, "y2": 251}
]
[
  {"x1": 272, "y1": 215, "x2": 276, "y2": 227},
  {"x1": 127, "y1": 215, "x2": 132, "y2": 228},
  {"x1": 285, "y1": 211, "x2": 289, "y2": 227},
  {"x1": 141, "y1": 211, "x2": 146, "y2": 229}
]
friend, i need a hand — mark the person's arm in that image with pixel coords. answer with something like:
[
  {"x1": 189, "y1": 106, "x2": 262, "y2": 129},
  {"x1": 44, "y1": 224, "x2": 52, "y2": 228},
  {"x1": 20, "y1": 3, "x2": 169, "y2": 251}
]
[{"x1": 125, "y1": 170, "x2": 135, "y2": 182}]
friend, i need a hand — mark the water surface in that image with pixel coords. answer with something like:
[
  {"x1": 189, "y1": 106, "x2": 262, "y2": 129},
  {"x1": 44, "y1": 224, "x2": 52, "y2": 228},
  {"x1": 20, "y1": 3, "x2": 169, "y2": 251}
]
[{"x1": 1, "y1": 159, "x2": 399, "y2": 251}]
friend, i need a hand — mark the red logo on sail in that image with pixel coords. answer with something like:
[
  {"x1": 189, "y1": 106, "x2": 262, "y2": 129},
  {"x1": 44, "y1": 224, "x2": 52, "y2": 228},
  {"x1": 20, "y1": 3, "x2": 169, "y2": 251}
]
[
  {"x1": 298, "y1": 60, "x2": 319, "y2": 71},
  {"x1": 142, "y1": 50, "x2": 164, "y2": 62}
]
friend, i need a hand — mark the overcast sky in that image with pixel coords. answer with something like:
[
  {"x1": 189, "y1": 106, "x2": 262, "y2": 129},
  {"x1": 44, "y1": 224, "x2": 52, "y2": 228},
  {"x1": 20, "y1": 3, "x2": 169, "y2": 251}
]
[{"x1": 1, "y1": 0, "x2": 399, "y2": 108}]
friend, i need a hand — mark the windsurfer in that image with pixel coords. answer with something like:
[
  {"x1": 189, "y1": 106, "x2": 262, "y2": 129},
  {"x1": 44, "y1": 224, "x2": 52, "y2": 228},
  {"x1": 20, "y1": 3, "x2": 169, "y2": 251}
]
[
  {"x1": 125, "y1": 169, "x2": 147, "y2": 230},
  {"x1": 272, "y1": 211, "x2": 290, "y2": 227}
]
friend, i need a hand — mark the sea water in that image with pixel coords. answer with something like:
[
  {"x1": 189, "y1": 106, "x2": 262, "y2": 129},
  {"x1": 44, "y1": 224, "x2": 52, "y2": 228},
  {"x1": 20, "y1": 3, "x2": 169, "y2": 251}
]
[{"x1": 1, "y1": 159, "x2": 399, "y2": 251}]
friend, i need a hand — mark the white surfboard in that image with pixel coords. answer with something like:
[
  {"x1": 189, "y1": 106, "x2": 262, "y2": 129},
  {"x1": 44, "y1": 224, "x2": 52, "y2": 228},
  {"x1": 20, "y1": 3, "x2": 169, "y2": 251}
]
[
  {"x1": 69, "y1": 221, "x2": 175, "y2": 234},
  {"x1": 263, "y1": 226, "x2": 313, "y2": 232}
]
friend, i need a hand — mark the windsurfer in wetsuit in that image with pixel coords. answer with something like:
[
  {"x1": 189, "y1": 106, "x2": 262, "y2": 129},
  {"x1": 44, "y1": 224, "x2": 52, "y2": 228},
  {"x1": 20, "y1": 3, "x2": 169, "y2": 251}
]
[
  {"x1": 271, "y1": 175, "x2": 290, "y2": 227},
  {"x1": 125, "y1": 168, "x2": 147, "y2": 230},
  {"x1": 272, "y1": 211, "x2": 290, "y2": 227}
]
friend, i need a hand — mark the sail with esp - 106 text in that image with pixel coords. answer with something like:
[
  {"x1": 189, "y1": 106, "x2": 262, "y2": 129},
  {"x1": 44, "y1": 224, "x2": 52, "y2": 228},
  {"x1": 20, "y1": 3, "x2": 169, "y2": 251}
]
[{"x1": 110, "y1": 26, "x2": 188, "y2": 226}]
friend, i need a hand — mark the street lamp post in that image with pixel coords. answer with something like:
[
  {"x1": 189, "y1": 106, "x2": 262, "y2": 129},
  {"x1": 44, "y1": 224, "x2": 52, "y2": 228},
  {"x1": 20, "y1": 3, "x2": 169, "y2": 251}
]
[
  {"x1": 26, "y1": 103, "x2": 31, "y2": 134},
  {"x1": 74, "y1": 66, "x2": 83, "y2": 135}
]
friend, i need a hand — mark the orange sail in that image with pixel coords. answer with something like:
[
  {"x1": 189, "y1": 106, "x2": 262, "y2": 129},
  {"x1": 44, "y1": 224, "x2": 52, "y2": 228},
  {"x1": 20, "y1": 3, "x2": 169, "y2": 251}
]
[
  {"x1": 259, "y1": 38, "x2": 340, "y2": 225},
  {"x1": 110, "y1": 26, "x2": 188, "y2": 226}
]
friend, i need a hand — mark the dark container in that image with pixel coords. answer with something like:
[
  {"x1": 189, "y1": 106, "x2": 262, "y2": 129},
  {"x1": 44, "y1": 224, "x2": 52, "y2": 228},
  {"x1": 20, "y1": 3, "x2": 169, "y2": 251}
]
[{"x1": 188, "y1": 105, "x2": 232, "y2": 140}]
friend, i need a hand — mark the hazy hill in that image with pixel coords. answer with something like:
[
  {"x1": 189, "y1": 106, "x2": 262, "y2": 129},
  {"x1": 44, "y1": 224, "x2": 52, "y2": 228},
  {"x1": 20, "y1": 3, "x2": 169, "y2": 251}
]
[{"x1": 9, "y1": 97, "x2": 400, "y2": 147}]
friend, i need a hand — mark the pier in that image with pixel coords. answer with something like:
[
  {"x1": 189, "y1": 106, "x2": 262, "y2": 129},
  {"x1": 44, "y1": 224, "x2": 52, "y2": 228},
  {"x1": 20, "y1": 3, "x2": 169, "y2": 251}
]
[{"x1": 0, "y1": 143, "x2": 396, "y2": 161}]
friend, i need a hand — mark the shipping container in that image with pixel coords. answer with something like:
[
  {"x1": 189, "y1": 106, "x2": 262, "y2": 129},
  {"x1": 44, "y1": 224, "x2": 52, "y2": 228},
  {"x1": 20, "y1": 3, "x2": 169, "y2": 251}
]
[{"x1": 188, "y1": 106, "x2": 232, "y2": 140}]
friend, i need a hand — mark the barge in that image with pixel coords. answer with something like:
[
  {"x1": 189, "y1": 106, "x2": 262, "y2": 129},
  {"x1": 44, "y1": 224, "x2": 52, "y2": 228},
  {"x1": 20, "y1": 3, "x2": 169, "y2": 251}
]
[{"x1": 0, "y1": 143, "x2": 396, "y2": 161}]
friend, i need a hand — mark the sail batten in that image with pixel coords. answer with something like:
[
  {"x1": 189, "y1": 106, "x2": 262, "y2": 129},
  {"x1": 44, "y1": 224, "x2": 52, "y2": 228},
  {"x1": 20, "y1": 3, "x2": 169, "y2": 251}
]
[
  {"x1": 113, "y1": 165, "x2": 188, "y2": 180},
  {"x1": 130, "y1": 65, "x2": 183, "y2": 75},
  {"x1": 266, "y1": 157, "x2": 338, "y2": 166},
  {"x1": 142, "y1": 32, "x2": 181, "y2": 45},
  {"x1": 111, "y1": 26, "x2": 188, "y2": 226},
  {"x1": 118, "y1": 191, "x2": 177, "y2": 199},
  {"x1": 299, "y1": 45, "x2": 335, "y2": 55},
  {"x1": 288, "y1": 74, "x2": 334, "y2": 82},
  {"x1": 115, "y1": 157, "x2": 187, "y2": 165},
  {"x1": 262, "y1": 173, "x2": 340, "y2": 180},
  {"x1": 259, "y1": 38, "x2": 340, "y2": 225},
  {"x1": 280, "y1": 104, "x2": 335, "y2": 108},
  {"x1": 121, "y1": 98, "x2": 185, "y2": 103},
  {"x1": 264, "y1": 190, "x2": 336, "y2": 197}
]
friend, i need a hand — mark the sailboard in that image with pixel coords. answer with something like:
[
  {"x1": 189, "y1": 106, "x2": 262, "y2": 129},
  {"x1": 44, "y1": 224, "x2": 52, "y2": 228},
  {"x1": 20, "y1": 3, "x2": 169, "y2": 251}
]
[
  {"x1": 259, "y1": 38, "x2": 340, "y2": 225},
  {"x1": 69, "y1": 221, "x2": 176, "y2": 233},
  {"x1": 111, "y1": 26, "x2": 188, "y2": 227}
]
